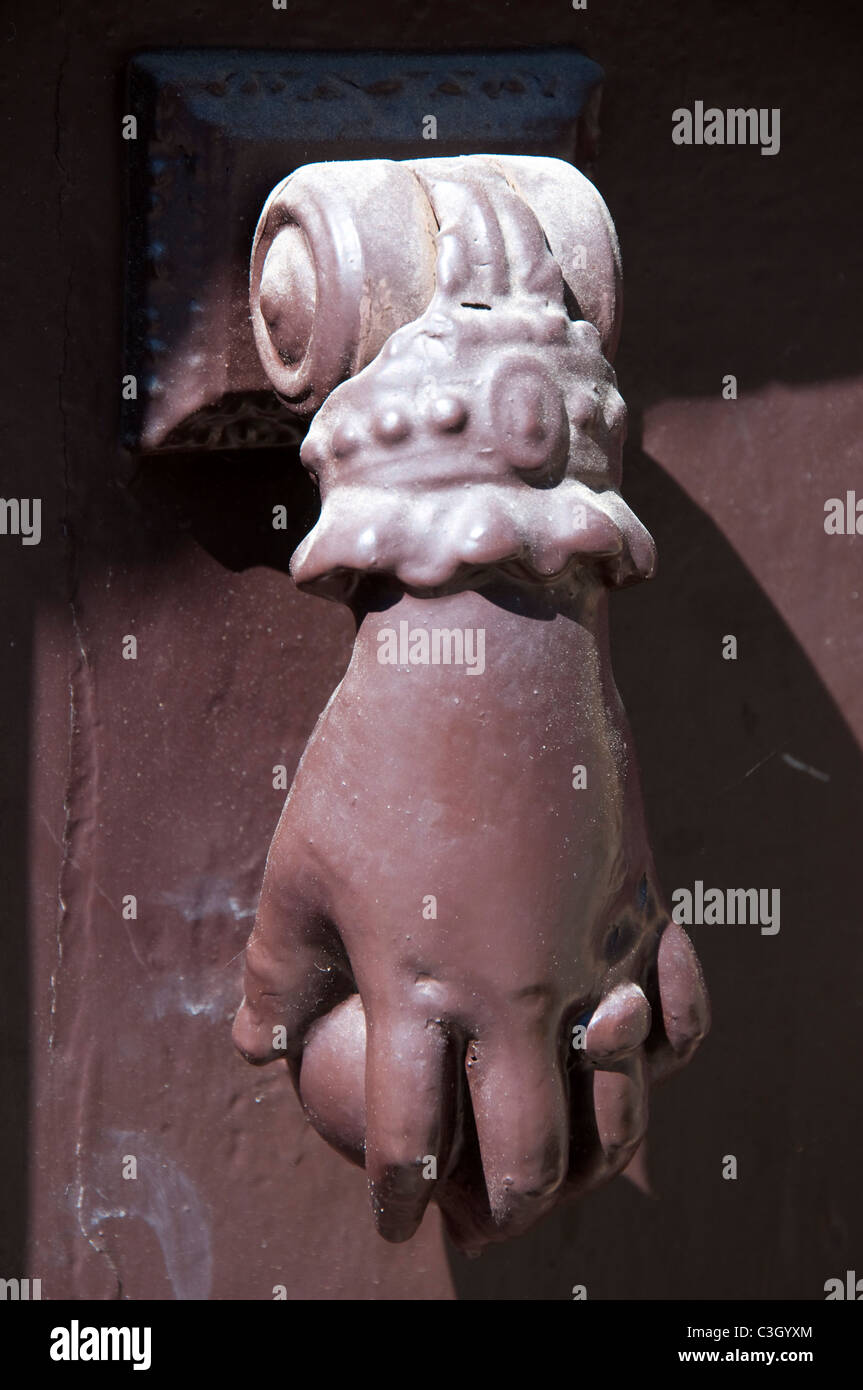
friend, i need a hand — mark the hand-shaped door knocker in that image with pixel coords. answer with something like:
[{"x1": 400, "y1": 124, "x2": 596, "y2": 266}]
[{"x1": 233, "y1": 156, "x2": 709, "y2": 1252}]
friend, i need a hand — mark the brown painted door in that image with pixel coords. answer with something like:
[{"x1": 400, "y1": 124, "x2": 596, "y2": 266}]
[{"x1": 2, "y1": 0, "x2": 862, "y2": 1300}]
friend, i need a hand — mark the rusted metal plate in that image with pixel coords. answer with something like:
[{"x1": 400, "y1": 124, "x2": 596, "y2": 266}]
[{"x1": 123, "y1": 48, "x2": 603, "y2": 452}]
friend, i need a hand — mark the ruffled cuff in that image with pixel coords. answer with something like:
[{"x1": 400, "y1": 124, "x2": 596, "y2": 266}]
[
  {"x1": 292, "y1": 477, "x2": 655, "y2": 599},
  {"x1": 288, "y1": 159, "x2": 654, "y2": 602}
]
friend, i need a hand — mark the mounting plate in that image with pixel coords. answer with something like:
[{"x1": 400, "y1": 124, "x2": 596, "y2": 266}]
[{"x1": 124, "y1": 48, "x2": 604, "y2": 452}]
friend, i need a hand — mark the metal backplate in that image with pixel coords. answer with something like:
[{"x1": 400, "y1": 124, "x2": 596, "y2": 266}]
[{"x1": 124, "y1": 48, "x2": 603, "y2": 452}]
